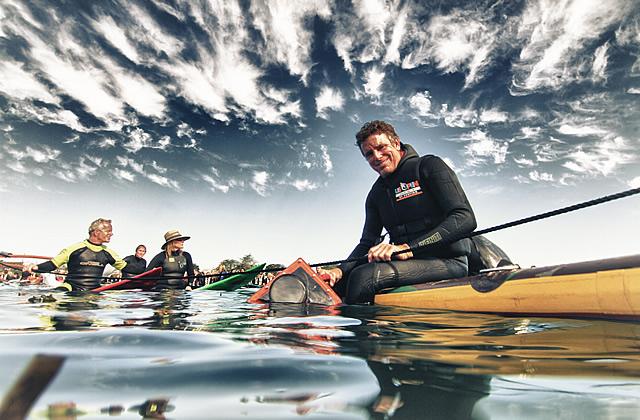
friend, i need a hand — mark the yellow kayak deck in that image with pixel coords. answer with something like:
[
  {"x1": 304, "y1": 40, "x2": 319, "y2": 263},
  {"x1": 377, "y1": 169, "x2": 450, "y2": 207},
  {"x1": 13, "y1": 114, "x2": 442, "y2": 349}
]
[{"x1": 375, "y1": 254, "x2": 640, "y2": 319}]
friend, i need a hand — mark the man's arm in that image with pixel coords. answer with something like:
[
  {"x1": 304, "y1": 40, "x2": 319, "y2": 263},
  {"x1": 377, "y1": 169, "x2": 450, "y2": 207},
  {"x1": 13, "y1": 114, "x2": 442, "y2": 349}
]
[
  {"x1": 408, "y1": 156, "x2": 476, "y2": 251},
  {"x1": 24, "y1": 244, "x2": 79, "y2": 274},
  {"x1": 105, "y1": 248, "x2": 127, "y2": 271}
]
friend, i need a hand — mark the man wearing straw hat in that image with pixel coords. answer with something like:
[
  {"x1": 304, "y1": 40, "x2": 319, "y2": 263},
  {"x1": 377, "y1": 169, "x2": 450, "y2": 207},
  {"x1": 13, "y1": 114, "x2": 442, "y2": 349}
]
[{"x1": 146, "y1": 230, "x2": 195, "y2": 290}]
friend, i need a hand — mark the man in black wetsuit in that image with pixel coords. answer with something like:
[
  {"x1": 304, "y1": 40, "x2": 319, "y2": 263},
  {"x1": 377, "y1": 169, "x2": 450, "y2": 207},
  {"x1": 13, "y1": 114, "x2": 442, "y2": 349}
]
[
  {"x1": 318, "y1": 120, "x2": 477, "y2": 304},
  {"x1": 121, "y1": 244, "x2": 147, "y2": 278},
  {"x1": 24, "y1": 218, "x2": 127, "y2": 291}
]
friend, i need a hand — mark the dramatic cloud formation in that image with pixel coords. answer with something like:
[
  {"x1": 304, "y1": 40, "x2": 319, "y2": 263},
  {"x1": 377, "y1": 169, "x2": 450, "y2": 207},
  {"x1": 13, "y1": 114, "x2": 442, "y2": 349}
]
[{"x1": 0, "y1": 0, "x2": 638, "y2": 199}]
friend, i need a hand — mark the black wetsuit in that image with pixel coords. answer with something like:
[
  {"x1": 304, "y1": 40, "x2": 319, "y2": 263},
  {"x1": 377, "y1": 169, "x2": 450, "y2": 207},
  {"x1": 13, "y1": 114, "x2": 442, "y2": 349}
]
[
  {"x1": 147, "y1": 251, "x2": 194, "y2": 290},
  {"x1": 121, "y1": 255, "x2": 147, "y2": 278},
  {"x1": 337, "y1": 144, "x2": 477, "y2": 304},
  {"x1": 36, "y1": 240, "x2": 127, "y2": 291}
]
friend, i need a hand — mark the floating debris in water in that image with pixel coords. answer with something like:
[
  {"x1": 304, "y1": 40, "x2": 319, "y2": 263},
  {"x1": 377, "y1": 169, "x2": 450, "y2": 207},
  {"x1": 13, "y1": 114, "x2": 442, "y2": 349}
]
[{"x1": 28, "y1": 294, "x2": 57, "y2": 303}]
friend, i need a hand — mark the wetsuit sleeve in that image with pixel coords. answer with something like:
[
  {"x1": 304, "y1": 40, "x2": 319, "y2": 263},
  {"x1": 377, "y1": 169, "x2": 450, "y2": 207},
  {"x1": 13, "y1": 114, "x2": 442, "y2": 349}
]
[
  {"x1": 105, "y1": 247, "x2": 127, "y2": 271},
  {"x1": 338, "y1": 190, "x2": 384, "y2": 276},
  {"x1": 185, "y1": 252, "x2": 195, "y2": 281},
  {"x1": 146, "y1": 253, "x2": 164, "y2": 270},
  {"x1": 36, "y1": 242, "x2": 81, "y2": 272},
  {"x1": 121, "y1": 256, "x2": 135, "y2": 274},
  {"x1": 36, "y1": 261, "x2": 57, "y2": 273},
  {"x1": 408, "y1": 156, "x2": 476, "y2": 250}
]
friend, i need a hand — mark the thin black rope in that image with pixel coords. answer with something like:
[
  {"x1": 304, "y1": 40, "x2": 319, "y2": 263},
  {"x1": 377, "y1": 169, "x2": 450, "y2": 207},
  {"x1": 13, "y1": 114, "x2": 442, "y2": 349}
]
[
  {"x1": 311, "y1": 187, "x2": 640, "y2": 266},
  {"x1": 7, "y1": 187, "x2": 639, "y2": 281}
]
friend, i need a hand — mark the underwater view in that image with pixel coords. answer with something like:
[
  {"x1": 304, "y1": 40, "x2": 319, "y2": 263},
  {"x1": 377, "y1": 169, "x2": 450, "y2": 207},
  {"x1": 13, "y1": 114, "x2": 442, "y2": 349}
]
[{"x1": 1, "y1": 284, "x2": 639, "y2": 419}]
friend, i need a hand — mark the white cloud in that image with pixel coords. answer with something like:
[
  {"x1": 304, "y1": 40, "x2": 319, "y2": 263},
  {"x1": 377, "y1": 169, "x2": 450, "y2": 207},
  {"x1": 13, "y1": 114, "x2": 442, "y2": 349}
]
[
  {"x1": 7, "y1": 160, "x2": 35, "y2": 175},
  {"x1": 512, "y1": 0, "x2": 631, "y2": 94},
  {"x1": 479, "y1": 108, "x2": 508, "y2": 125},
  {"x1": 124, "y1": 128, "x2": 171, "y2": 153},
  {"x1": 202, "y1": 173, "x2": 230, "y2": 193},
  {"x1": 459, "y1": 129, "x2": 508, "y2": 166},
  {"x1": 22, "y1": 27, "x2": 129, "y2": 127},
  {"x1": 150, "y1": 160, "x2": 167, "y2": 174},
  {"x1": 383, "y1": 6, "x2": 408, "y2": 65},
  {"x1": 401, "y1": 8, "x2": 499, "y2": 88},
  {"x1": 591, "y1": 42, "x2": 609, "y2": 83},
  {"x1": 528, "y1": 170, "x2": 554, "y2": 182},
  {"x1": 627, "y1": 87, "x2": 640, "y2": 94},
  {"x1": 363, "y1": 67, "x2": 385, "y2": 98},
  {"x1": 533, "y1": 141, "x2": 564, "y2": 163},
  {"x1": 332, "y1": 0, "x2": 399, "y2": 72},
  {"x1": 93, "y1": 16, "x2": 140, "y2": 63},
  {"x1": 113, "y1": 168, "x2": 136, "y2": 182},
  {"x1": 130, "y1": 4, "x2": 183, "y2": 57},
  {"x1": 249, "y1": 1, "x2": 331, "y2": 84},
  {"x1": 408, "y1": 91, "x2": 433, "y2": 117},
  {"x1": 0, "y1": 61, "x2": 57, "y2": 103},
  {"x1": 520, "y1": 127, "x2": 542, "y2": 140},
  {"x1": 98, "y1": 137, "x2": 117, "y2": 148},
  {"x1": 315, "y1": 86, "x2": 344, "y2": 119},
  {"x1": 5, "y1": 103, "x2": 87, "y2": 132},
  {"x1": 629, "y1": 176, "x2": 640, "y2": 188},
  {"x1": 250, "y1": 170, "x2": 270, "y2": 196},
  {"x1": 514, "y1": 157, "x2": 536, "y2": 167},
  {"x1": 441, "y1": 104, "x2": 477, "y2": 128},
  {"x1": 557, "y1": 124, "x2": 608, "y2": 137},
  {"x1": 75, "y1": 156, "x2": 99, "y2": 180},
  {"x1": 100, "y1": 59, "x2": 166, "y2": 119},
  {"x1": 26, "y1": 145, "x2": 60, "y2": 163},
  {"x1": 320, "y1": 144, "x2": 333, "y2": 174},
  {"x1": 562, "y1": 136, "x2": 634, "y2": 176},
  {"x1": 162, "y1": 59, "x2": 228, "y2": 122},
  {"x1": 147, "y1": 173, "x2": 181, "y2": 191},
  {"x1": 292, "y1": 179, "x2": 318, "y2": 191}
]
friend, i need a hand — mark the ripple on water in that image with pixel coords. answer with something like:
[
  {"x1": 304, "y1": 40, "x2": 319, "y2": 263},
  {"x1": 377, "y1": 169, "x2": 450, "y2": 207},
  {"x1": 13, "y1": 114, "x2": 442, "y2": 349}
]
[{"x1": 1, "y1": 285, "x2": 640, "y2": 419}]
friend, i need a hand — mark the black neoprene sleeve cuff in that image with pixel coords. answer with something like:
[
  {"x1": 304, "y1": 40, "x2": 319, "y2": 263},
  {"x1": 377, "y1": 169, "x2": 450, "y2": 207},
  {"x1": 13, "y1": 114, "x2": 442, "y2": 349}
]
[{"x1": 37, "y1": 261, "x2": 57, "y2": 272}]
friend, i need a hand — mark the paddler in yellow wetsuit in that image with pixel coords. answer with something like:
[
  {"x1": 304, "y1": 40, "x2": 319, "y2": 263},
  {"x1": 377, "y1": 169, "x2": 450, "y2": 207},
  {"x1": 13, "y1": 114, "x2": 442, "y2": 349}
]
[{"x1": 23, "y1": 218, "x2": 127, "y2": 291}]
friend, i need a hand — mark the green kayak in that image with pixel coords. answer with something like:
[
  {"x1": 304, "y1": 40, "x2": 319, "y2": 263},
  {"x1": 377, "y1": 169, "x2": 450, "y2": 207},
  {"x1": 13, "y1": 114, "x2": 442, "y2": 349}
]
[{"x1": 195, "y1": 263, "x2": 265, "y2": 291}]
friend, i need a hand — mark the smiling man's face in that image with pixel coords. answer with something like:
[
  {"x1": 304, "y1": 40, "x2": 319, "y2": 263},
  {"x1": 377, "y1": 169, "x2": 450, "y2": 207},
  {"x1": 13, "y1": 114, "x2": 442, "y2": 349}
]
[{"x1": 359, "y1": 132, "x2": 404, "y2": 177}]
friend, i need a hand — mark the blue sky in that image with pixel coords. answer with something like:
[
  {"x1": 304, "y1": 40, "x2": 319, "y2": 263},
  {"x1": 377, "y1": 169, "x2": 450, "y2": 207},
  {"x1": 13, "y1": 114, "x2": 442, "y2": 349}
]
[{"x1": 1, "y1": 0, "x2": 639, "y2": 269}]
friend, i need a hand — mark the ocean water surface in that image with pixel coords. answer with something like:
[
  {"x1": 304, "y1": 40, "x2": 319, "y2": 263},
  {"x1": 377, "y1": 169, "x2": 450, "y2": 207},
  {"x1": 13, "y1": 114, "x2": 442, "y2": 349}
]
[{"x1": 1, "y1": 284, "x2": 639, "y2": 419}]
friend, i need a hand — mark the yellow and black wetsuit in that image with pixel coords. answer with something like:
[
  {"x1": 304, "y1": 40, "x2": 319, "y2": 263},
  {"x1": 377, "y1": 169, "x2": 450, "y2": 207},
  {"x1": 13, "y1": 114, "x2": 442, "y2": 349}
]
[{"x1": 36, "y1": 240, "x2": 127, "y2": 291}]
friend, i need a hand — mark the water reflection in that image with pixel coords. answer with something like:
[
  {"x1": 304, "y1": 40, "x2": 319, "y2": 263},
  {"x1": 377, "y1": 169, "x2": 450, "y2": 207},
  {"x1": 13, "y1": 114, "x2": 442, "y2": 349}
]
[
  {"x1": 141, "y1": 290, "x2": 195, "y2": 330},
  {"x1": 0, "y1": 285, "x2": 639, "y2": 418}
]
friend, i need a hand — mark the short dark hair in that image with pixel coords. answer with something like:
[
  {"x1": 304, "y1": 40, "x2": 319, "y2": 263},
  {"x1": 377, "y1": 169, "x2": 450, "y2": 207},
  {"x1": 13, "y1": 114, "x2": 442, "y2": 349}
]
[{"x1": 355, "y1": 120, "x2": 400, "y2": 147}]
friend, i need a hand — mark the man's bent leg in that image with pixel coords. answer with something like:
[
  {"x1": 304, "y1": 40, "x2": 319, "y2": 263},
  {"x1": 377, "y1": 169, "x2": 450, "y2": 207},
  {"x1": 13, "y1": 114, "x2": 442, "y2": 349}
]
[{"x1": 345, "y1": 257, "x2": 468, "y2": 304}]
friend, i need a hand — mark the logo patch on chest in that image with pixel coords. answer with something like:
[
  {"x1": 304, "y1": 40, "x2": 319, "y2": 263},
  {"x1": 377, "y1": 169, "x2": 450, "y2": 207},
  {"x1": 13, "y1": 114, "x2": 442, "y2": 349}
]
[{"x1": 394, "y1": 180, "x2": 423, "y2": 201}]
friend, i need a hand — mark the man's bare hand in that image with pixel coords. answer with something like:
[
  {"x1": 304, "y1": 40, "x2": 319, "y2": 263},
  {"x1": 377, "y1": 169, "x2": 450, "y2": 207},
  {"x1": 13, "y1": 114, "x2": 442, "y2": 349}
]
[
  {"x1": 316, "y1": 267, "x2": 343, "y2": 287},
  {"x1": 22, "y1": 263, "x2": 36, "y2": 274},
  {"x1": 367, "y1": 243, "x2": 413, "y2": 262}
]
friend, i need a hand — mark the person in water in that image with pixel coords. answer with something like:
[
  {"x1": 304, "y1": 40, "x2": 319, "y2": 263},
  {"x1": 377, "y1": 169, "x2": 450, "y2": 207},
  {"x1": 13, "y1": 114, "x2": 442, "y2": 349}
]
[
  {"x1": 121, "y1": 244, "x2": 147, "y2": 278},
  {"x1": 318, "y1": 120, "x2": 477, "y2": 304},
  {"x1": 147, "y1": 230, "x2": 195, "y2": 290},
  {"x1": 24, "y1": 218, "x2": 127, "y2": 291}
]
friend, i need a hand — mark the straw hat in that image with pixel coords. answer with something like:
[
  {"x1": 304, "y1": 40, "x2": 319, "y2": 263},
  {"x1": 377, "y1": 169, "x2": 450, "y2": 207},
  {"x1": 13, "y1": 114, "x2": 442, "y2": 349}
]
[{"x1": 161, "y1": 229, "x2": 191, "y2": 249}]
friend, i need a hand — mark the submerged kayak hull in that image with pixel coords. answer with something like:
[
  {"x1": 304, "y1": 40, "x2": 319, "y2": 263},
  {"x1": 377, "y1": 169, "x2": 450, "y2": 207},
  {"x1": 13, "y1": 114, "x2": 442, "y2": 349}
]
[{"x1": 375, "y1": 254, "x2": 640, "y2": 319}]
